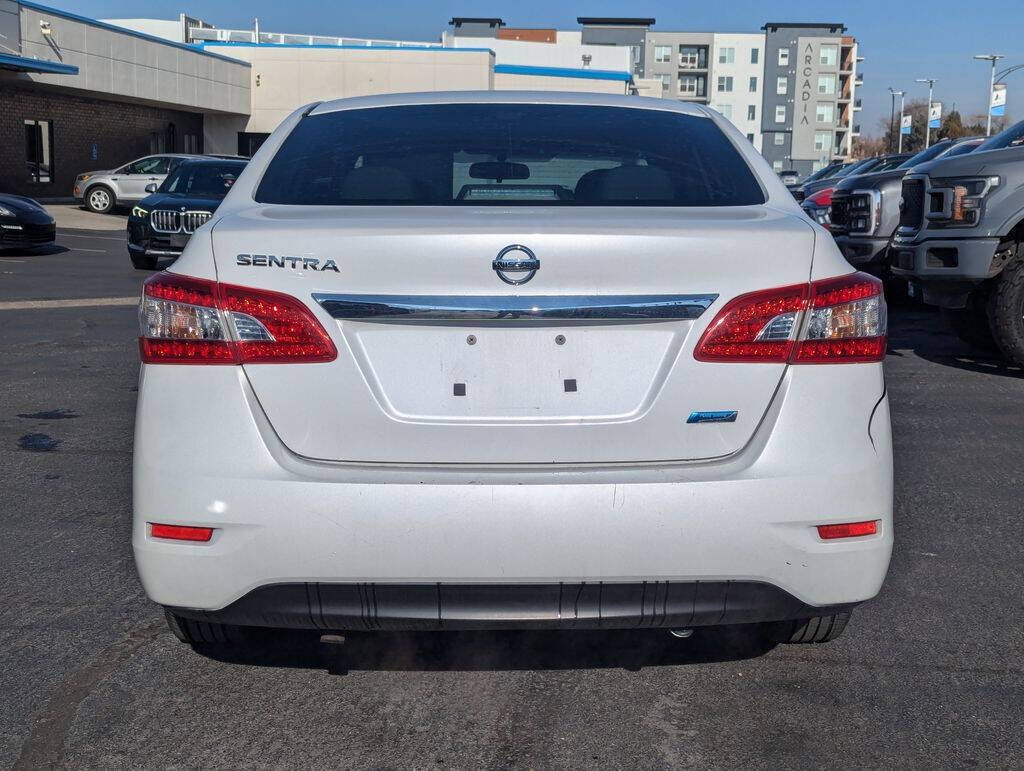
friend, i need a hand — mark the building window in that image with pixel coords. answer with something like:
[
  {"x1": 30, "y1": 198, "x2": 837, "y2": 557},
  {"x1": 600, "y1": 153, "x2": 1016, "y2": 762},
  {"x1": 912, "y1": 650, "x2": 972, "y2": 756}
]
[
  {"x1": 818, "y1": 75, "x2": 836, "y2": 95},
  {"x1": 816, "y1": 103, "x2": 835, "y2": 124},
  {"x1": 772, "y1": 160, "x2": 784, "y2": 171},
  {"x1": 717, "y1": 76, "x2": 733, "y2": 93},
  {"x1": 776, "y1": 76, "x2": 788, "y2": 95},
  {"x1": 183, "y1": 133, "x2": 200, "y2": 154},
  {"x1": 751, "y1": 48, "x2": 759, "y2": 64},
  {"x1": 747, "y1": 133, "x2": 755, "y2": 142},
  {"x1": 679, "y1": 74, "x2": 700, "y2": 96},
  {"x1": 679, "y1": 45, "x2": 706, "y2": 69},
  {"x1": 747, "y1": 105, "x2": 756, "y2": 121},
  {"x1": 778, "y1": 48, "x2": 789, "y2": 66},
  {"x1": 654, "y1": 45, "x2": 671, "y2": 63},
  {"x1": 749, "y1": 76, "x2": 758, "y2": 92},
  {"x1": 659, "y1": 74, "x2": 672, "y2": 91},
  {"x1": 814, "y1": 131, "x2": 832, "y2": 152},
  {"x1": 718, "y1": 47, "x2": 735, "y2": 64},
  {"x1": 773, "y1": 133, "x2": 785, "y2": 146},
  {"x1": 819, "y1": 45, "x2": 838, "y2": 67},
  {"x1": 24, "y1": 119, "x2": 53, "y2": 183},
  {"x1": 716, "y1": 104, "x2": 733, "y2": 120},
  {"x1": 775, "y1": 105, "x2": 786, "y2": 123}
]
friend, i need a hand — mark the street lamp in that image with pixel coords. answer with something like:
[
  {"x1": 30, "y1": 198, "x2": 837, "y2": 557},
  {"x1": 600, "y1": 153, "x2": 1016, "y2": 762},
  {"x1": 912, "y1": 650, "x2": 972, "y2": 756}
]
[
  {"x1": 974, "y1": 54, "x2": 1004, "y2": 136},
  {"x1": 889, "y1": 88, "x2": 906, "y2": 152},
  {"x1": 887, "y1": 87, "x2": 903, "y2": 153},
  {"x1": 916, "y1": 78, "x2": 936, "y2": 148}
]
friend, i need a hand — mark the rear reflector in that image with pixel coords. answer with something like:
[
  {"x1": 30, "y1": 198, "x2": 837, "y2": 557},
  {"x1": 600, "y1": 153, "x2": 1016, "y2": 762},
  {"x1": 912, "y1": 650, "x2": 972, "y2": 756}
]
[
  {"x1": 816, "y1": 520, "x2": 878, "y2": 540},
  {"x1": 139, "y1": 272, "x2": 337, "y2": 364},
  {"x1": 694, "y1": 272, "x2": 886, "y2": 364},
  {"x1": 150, "y1": 523, "x2": 214, "y2": 542}
]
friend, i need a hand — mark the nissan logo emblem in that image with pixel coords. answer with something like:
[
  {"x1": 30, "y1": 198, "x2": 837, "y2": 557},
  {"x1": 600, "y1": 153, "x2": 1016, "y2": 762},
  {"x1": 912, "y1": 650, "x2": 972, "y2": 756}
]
[{"x1": 492, "y1": 244, "x2": 540, "y2": 285}]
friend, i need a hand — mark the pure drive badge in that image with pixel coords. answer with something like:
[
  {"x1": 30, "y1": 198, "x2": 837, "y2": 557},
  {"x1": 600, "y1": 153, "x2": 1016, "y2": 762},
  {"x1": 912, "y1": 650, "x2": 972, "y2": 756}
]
[{"x1": 236, "y1": 254, "x2": 339, "y2": 272}]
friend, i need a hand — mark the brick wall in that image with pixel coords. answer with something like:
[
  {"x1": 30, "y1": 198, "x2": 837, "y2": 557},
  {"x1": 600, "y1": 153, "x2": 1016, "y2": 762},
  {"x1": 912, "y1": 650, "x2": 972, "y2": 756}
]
[{"x1": 0, "y1": 83, "x2": 203, "y2": 198}]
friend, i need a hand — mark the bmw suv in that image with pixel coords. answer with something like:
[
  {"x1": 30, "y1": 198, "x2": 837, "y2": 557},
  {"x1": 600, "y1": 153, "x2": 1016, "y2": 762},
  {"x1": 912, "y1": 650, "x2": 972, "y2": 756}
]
[{"x1": 133, "y1": 92, "x2": 893, "y2": 648}]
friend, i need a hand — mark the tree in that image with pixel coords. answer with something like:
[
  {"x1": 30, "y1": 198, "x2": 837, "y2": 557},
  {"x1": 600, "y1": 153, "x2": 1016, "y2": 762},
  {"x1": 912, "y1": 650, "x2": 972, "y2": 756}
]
[
  {"x1": 852, "y1": 133, "x2": 886, "y2": 158},
  {"x1": 879, "y1": 99, "x2": 930, "y2": 153}
]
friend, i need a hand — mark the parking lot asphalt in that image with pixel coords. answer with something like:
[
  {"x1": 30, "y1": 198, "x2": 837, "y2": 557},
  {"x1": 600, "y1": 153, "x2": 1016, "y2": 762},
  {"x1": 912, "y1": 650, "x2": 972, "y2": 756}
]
[{"x1": 2, "y1": 219, "x2": 1023, "y2": 768}]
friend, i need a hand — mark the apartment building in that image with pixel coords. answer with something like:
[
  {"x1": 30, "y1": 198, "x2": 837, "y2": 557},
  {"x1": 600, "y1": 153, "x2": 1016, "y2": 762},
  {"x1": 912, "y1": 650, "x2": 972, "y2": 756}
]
[{"x1": 760, "y1": 23, "x2": 860, "y2": 176}]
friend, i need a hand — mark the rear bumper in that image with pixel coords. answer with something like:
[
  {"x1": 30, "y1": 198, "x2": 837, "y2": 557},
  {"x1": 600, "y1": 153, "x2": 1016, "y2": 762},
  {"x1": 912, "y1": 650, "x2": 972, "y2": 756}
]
[
  {"x1": 169, "y1": 581, "x2": 855, "y2": 631},
  {"x1": 133, "y1": 362, "x2": 893, "y2": 620}
]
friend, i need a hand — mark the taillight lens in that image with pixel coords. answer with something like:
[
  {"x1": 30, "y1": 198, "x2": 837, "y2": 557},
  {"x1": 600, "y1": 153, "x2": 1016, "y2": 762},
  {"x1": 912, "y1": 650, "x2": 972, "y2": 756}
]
[
  {"x1": 694, "y1": 283, "x2": 808, "y2": 363},
  {"x1": 139, "y1": 272, "x2": 337, "y2": 364},
  {"x1": 794, "y1": 273, "x2": 886, "y2": 363},
  {"x1": 694, "y1": 272, "x2": 886, "y2": 364}
]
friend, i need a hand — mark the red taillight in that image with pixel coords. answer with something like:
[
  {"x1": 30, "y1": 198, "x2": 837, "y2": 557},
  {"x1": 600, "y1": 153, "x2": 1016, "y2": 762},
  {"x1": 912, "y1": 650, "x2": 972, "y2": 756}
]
[
  {"x1": 139, "y1": 272, "x2": 337, "y2": 364},
  {"x1": 816, "y1": 520, "x2": 878, "y2": 540},
  {"x1": 693, "y1": 283, "x2": 808, "y2": 363},
  {"x1": 806, "y1": 187, "x2": 834, "y2": 207},
  {"x1": 150, "y1": 523, "x2": 214, "y2": 542},
  {"x1": 694, "y1": 272, "x2": 886, "y2": 364}
]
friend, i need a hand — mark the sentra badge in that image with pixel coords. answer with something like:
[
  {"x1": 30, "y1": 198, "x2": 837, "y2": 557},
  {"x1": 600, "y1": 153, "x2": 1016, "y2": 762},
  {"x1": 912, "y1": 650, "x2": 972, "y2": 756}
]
[{"x1": 236, "y1": 254, "x2": 339, "y2": 272}]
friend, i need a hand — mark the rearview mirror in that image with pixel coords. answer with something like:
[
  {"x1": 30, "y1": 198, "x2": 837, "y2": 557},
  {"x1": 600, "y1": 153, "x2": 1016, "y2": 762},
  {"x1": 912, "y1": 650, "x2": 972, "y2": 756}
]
[
  {"x1": 469, "y1": 162, "x2": 530, "y2": 181},
  {"x1": 145, "y1": 183, "x2": 158, "y2": 193}
]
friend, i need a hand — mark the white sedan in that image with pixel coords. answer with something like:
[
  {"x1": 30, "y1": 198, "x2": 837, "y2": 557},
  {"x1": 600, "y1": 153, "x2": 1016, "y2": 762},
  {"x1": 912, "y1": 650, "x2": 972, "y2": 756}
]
[{"x1": 132, "y1": 91, "x2": 892, "y2": 647}]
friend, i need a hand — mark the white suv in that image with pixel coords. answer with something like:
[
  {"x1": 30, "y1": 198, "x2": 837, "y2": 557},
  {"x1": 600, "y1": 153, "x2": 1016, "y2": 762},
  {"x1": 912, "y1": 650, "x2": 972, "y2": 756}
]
[
  {"x1": 74, "y1": 154, "x2": 203, "y2": 213},
  {"x1": 133, "y1": 92, "x2": 892, "y2": 647}
]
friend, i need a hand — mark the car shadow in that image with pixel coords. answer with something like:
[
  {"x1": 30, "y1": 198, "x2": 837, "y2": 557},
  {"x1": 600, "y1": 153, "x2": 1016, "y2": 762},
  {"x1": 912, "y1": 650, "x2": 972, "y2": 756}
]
[
  {"x1": 887, "y1": 308, "x2": 1024, "y2": 379},
  {"x1": 191, "y1": 626, "x2": 779, "y2": 673},
  {"x1": 0, "y1": 244, "x2": 68, "y2": 257}
]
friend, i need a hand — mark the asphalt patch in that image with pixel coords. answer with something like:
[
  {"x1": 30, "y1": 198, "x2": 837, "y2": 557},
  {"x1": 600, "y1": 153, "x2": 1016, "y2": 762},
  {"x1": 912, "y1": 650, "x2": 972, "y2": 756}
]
[
  {"x1": 16, "y1": 408, "x2": 79, "y2": 420},
  {"x1": 17, "y1": 434, "x2": 61, "y2": 452}
]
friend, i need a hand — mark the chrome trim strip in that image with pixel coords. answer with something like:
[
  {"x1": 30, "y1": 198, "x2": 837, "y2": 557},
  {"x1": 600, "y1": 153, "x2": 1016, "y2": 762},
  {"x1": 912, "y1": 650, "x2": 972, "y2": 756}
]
[{"x1": 312, "y1": 294, "x2": 719, "y2": 321}]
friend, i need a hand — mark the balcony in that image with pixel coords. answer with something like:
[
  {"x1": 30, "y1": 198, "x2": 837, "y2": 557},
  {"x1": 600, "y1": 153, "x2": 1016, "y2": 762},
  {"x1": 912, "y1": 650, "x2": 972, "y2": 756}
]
[
  {"x1": 854, "y1": 73, "x2": 863, "y2": 85},
  {"x1": 854, "y1": 98, "x2": 862, "y2": 111},
  {"x1": 678, "y1": 47, "x2": 708, "y2": 70}
]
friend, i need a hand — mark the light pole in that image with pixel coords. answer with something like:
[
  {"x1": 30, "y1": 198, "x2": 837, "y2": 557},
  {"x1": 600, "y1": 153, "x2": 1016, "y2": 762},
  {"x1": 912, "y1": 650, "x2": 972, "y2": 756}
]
[
  {"x1": 889, "y1": 89, "x2": 906, "y2": 152},
  {"x1": 887, "y1": 87, "x2": 901, "y2": 153},
  {"x1": 916, "y1": 78, "x2": 936, "y2": 148},
  {"x1": 974, "y1": 54, "x2": 1004, "y2": 136}
]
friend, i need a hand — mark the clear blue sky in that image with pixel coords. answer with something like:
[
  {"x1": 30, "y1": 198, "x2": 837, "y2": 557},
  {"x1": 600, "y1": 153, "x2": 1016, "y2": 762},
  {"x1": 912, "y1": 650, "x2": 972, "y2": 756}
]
[{"x1": 71, "y1": 0, "x2": 1024, "y2": 134}]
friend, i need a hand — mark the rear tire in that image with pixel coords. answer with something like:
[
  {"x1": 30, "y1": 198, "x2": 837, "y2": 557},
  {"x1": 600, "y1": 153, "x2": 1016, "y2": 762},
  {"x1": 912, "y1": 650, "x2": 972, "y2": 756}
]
[
  {"x1": 941, "y1": 303, "x2": 996, "y2": 351},
  {"x1": 84, "y1": 185, "x2": 115, "y2": 214},
  {"x1": 987, "y1": 253, "x2": 1024, "y2": 366},
  {"x1": 774, "y1": 611, "x2": 852, "y2": 644},
  {"x1": 130, "y1": 252, "x2": 157, "y2": 270},
  {"x1": 164, "y1": 610, "x2": 246, "y2": 645}
]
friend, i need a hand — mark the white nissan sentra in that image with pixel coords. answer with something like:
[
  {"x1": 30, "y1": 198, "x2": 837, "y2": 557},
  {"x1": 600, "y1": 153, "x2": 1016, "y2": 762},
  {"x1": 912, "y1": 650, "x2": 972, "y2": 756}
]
[{"x1": 133, "y1": 92, "x2": 892, "y2": 647}]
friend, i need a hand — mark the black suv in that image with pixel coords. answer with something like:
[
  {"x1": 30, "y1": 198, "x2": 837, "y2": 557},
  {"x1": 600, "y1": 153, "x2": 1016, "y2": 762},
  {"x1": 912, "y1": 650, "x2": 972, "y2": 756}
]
[{"x1": 128, "y1": 159, "x2": 246, "y2": 269}]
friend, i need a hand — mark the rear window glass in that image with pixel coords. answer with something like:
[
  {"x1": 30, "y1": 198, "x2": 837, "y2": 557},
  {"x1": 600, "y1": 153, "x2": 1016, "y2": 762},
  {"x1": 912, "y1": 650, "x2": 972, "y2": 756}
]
[
  {"x1": 254, "y1": 104, "x2": 765, "y2": 206},
  {"x1": 162, "y1": 163, "x2": 243, "y2": 197}
]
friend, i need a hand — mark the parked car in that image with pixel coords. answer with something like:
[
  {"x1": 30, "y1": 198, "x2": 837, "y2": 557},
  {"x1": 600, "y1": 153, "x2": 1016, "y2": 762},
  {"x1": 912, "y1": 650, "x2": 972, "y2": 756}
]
[
  {"x1": 800, "y1": 154, "x2": 913, "y2": 229},
  {"x1": 0, "y1": 193, "x2": 55, "y2": 250},
  {"x1": 830, "y1": 137, "x2": 983, "y2": 276},
  {"x1": 891, "y1": 119, "x2": 1024, "y2": 362},
  {"x1": 790, "y1": 161, "x2": 847, "y2": 202},
  {"x1": 134, "y1": 93, "x2": 892, "y2": 648},
  {"x1": 127, "y1": 158, "x2": 247, "y2": 270},
  {"x1": 777, "y1": 169, "x2": 800, "y2": 188},
  {"x1": 73, "y1": 154, "x2": 204, "y2": 214}
]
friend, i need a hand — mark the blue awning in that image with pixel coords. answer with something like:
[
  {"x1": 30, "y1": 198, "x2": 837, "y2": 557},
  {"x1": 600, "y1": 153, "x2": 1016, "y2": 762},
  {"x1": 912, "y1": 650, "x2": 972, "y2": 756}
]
[{"x1": 0, "y1": 52, "x2": 79, "y2": 75}]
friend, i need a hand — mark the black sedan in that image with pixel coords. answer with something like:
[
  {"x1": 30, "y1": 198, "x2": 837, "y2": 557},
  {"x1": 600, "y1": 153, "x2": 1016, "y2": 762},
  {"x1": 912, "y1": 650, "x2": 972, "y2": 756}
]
[
  {"x1": 127, "y1": 158, "x2": 246, "y2": 269},
  {"x1": 0, "y1": 193, "x2": 56, "y2": 250}
]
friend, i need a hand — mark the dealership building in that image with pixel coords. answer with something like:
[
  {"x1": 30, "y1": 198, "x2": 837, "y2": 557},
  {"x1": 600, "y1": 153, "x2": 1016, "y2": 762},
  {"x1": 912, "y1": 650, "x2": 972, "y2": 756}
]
[{"x1": 0, "y1": 2, "x2": 860, "y2": 199}]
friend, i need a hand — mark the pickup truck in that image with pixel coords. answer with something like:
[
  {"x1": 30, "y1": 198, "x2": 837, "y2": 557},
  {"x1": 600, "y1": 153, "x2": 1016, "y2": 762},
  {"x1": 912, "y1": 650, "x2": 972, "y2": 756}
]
[
  {"x1": 890, "y1": 119, "x2": 1024, "y2": 363},
  {"x1": 831, "y1": 137, "x2": 982, "y2": 276}
]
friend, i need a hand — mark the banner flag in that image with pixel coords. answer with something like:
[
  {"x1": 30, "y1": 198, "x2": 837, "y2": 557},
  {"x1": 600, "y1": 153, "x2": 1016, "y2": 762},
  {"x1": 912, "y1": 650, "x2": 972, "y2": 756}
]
[
  {"x1": 991, "y1": 84, "x2": 1006, "y2": 116},
  {"x1": 929, "y1": 102, "x2": 942, "y2": 129}
]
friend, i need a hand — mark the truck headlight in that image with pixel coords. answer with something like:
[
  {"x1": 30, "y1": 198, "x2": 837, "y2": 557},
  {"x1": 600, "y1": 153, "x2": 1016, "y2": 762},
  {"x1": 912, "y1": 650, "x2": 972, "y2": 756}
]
[
  {"x1": 848, "y1": 190, "x2": 881, "y2": 235},
  {"x1": 928, "y1": 176, "x2": 999, "y2": 227}
]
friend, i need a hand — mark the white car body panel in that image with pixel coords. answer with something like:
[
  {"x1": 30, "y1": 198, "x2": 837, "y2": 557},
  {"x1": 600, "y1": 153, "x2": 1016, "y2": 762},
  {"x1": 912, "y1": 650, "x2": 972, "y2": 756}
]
[{"x1": 133, "y1": 92, "x2": 893, "y2": 627}]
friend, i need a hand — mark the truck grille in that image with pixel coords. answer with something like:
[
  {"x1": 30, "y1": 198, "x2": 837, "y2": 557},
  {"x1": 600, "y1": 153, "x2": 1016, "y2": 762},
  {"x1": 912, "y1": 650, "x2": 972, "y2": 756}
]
[
  {"x1": 829, "y1": 192, "x2": 850, "y2": 233},
  {"x1": 899, "y1": 179, "x2": 924, "y2": 230},
  {"x1": 150, "y1": 210, "x2": 213, "y2": 234}
]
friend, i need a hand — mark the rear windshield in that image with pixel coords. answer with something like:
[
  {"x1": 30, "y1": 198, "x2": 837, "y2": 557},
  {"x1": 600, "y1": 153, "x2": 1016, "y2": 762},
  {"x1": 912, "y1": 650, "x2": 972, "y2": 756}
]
[
  {"x1": 975, "y1": 119, "x2": 1024, "y2": 152},
  {"x1": 254, "y1": 104, "x2": 765, "y2": 206},
  {"x1": 162, "y1": 163, "x2": 244, "y2": 197},
  {"x1": 898, "y1": 142, "x2": 952, "y2": 169}
]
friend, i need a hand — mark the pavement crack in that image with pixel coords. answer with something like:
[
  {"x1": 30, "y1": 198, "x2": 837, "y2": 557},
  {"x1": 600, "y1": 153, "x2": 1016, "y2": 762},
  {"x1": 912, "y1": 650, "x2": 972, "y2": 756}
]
[{"x1": 13, "y1": 620, "x2": 165, "y2": 770}]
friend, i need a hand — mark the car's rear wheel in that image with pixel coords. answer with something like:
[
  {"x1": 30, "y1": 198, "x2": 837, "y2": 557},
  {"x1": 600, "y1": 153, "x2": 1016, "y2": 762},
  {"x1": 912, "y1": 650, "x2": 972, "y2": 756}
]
[
  {"x1": 85, "y1": 185, "x2": 115, "y2": 214},
  {"x1": 772, "y1": 611, "x2": 852, "y2": 644},
  {"x1": 130, "y1": 252, "x2": 157, "y2": 270},
  {"x1": 987, "y1": 251, "x2": 1024, "y2": 367},
  {"x1": 164, "y1": 610, "x2": 246, "y2": 645}
]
